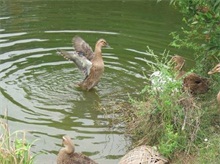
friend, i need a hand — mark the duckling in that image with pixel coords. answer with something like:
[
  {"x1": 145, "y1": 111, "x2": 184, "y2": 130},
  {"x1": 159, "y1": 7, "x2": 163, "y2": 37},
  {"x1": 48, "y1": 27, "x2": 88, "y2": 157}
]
[
  {"x1": 57, "y1": 135, "x2": 97, "y2": 164},
  {"x1": 171, "y1": 55, "x2": 209, "y2": 94},
  {"x1": 57, "y1": 36, "x2": 109, "y2": 91},
  {"x1": 208, "y1": 63, "x2": 220, "y2": 104}
]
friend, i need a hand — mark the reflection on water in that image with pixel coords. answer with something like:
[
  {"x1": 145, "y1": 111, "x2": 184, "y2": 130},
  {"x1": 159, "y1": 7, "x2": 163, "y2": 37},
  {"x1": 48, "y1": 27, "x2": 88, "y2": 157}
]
[
  {"x1": 45, "y1": 30, "x2": 119, "y2": 35},
  {"x1": 0, "y1": 0, "x2": 184, "y2": 163}
]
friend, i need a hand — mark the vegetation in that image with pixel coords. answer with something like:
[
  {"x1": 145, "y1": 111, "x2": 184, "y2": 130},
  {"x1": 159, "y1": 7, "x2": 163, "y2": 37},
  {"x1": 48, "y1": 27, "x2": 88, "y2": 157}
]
[
  {"x1": 100, "y1": 2, "x2": 220, "y2": 159},
  {"x1": 0, "y1": 117, "x2": 35, "y2": 164},
  {"x1": 107, "y1": 49, "x2": 220, "y2": 163},
  {"x1": 168, "y1": 0, "x2": 220, "y2": 74},
  {"x1": 103, "y1": 0, "x2": 220, "y2": 163}
]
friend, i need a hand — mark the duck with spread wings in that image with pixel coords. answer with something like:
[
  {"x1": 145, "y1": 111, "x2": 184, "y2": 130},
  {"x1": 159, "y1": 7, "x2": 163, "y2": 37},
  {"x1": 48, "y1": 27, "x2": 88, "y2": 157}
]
[{"x1": 57, "y1": 36, "x2": 109, "y2": 91}]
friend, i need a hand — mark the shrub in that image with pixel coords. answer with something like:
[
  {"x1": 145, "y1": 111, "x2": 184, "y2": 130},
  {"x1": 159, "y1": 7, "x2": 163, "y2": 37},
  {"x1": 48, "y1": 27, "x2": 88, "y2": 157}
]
[
  {"x1": 118, "y1": 48, "x2": 219, "y2": 161},
  {"x1": 167, "y1": 0, "x2": 220, "y2": 74}
]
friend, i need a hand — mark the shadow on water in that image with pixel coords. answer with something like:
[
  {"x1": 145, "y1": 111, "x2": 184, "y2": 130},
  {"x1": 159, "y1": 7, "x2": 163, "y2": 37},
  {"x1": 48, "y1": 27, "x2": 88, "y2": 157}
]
[{"x1": 0, "y1": 0, "x2": 187, "y2": 163}]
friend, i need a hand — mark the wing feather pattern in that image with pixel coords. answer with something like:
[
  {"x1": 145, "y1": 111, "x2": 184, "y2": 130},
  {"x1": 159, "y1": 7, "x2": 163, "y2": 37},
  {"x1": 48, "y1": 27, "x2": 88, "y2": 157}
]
[
  {"x1": 72, "y1": 36, "x2": 94, "y2": 61},
  {"x1": 57, "y1": 49, "x2": 92, "y2": 77}
]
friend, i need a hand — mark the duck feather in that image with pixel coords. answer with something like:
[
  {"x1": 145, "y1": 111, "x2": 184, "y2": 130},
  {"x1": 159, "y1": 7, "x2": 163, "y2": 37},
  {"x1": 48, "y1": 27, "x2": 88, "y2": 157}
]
[
  {"x1": 57, "y1": 49, "x2": 92, "y2": 77},
  {"x1": 72, "y1": 36, "x2": 94, "y2": 61}
]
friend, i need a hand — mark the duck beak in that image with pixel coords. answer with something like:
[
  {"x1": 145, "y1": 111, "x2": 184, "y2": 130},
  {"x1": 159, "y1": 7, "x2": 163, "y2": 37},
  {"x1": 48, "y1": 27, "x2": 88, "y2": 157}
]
[
  {"x1": 62, "y1": 136, "x2": 66, "y2": 144},
  {"x1": 208, "y1": 64, "x2": 220, "y2": 75},
  {"x1": 208, "y1": 69, "x2": 216, "y2": 75},
  {"x1": 105, "y1": 43, "x2": 111, "y2": 48}
]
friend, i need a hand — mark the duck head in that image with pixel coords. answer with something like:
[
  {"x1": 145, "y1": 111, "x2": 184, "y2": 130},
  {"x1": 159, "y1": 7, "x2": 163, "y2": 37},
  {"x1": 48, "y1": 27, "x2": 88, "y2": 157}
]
[
  {"x1": 208, "y1": 63, "x2": 220, "y2": 74},
  {"x1": 96, "y1": 39, "x2": 109, "y2": 48},
  {"x1": 62, "y1": 135, "x2": 75, "y2": 154},
  {"x1": 170, "y1": 55, "x2": 185, "y2": 71}
]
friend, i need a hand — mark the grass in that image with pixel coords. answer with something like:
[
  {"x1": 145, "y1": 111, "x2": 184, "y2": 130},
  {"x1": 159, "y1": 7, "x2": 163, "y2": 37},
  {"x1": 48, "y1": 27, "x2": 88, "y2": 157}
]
[
  {"x1": 0, "y1": 115, "x2": 35, "y2": 164},
  {"x1": 98, "y1": 48, "x2": 220, "y2": 163}
]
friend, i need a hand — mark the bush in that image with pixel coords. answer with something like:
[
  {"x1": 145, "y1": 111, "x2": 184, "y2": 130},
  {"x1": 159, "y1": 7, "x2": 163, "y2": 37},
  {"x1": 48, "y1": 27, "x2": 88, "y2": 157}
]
[
  {"x1": 167, "y1": 0, "x2": 220, "y2": 74},
  {"x1": 113, "y1": 49, "x2": 220, "y2": 162}
]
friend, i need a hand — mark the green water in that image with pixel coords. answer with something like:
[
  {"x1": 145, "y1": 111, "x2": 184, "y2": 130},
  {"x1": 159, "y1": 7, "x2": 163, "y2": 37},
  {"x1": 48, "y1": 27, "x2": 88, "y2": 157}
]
[{"x1": 0, "y1": 0, "x2": 185, "y2": 163}]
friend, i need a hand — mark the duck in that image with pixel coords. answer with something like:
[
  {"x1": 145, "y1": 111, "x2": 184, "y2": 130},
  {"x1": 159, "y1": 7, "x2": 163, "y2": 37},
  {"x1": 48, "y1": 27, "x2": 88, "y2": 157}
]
[
  {"x1": 170, "y1": 55, "x2": 186, "y2": 79},
  {"x1": 57, "y1": 135, "x2": 98, "y2": 164},
  {"x1": 57, "y1": 36, "x2": 109, "y2": 91},
  {"x1": 208, "y1": 63, "x2": 220, "y2": 104},
  {"x1": 171, "y1": 55, "x2": 209, "y2": 94}
]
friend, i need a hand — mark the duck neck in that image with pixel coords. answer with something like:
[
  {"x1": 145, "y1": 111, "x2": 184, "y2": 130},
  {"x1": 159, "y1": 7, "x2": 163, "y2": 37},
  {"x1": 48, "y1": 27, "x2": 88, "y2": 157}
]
[
  {"x1": 174, "y1": 62, "x2": 186, "y2": 79},
  {"x1": 94, "y1": 44, "x2": 102, "y2": 54},
  {"x1": 64, "y1": 143, "x2": 75, "y2": 154},
  {"x1": 175, "y1": 62, "x2": 184, "y2": 72},
  {"x1": 94, "y1": 44, "x2": 103, "y2": 60}
]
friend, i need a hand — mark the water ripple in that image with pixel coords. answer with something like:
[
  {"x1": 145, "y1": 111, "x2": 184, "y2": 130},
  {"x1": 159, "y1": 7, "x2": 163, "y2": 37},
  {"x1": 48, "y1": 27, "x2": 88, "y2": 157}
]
[
  {"x1": 0, "y1": 16, "x2": 10, "y2": 20},
  {"x1": 45, "y1": 30, "x2": 119, "y2": 35},
  {"x1": 1, "y1": 47, "x2": 56, "y2": 59},
  {"x1": 0, "y1": 32, "x2": 27, "y2": 38},
  {"x1": 0, "y1": 38, "x2": 48, "y2": 48}
]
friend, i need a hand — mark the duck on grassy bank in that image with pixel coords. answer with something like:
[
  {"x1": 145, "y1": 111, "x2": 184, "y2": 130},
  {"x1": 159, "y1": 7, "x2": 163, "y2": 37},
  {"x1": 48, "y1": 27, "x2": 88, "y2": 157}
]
[{"x1": 171, "y1": 55, "x2": 209, "y2": 94}]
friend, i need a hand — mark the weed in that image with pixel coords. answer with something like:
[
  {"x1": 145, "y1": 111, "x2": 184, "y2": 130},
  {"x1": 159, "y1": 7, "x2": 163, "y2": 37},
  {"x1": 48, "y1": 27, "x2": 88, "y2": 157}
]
[
  {"x1": 106, "y1": 48, "x2": 220, "y2": 163},
  {"x1": 0, "y1": 117, "x2": 35, "y2": 164}
]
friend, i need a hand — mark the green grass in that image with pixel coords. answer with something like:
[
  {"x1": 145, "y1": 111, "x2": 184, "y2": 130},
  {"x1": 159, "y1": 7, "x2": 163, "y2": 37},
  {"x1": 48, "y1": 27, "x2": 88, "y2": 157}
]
[
  {"x1": 99, "y1": 49, "x2": 220, "y2": 163},
  {"x1": 0, "y1": 117, "x2": 35, "y2": 164}
]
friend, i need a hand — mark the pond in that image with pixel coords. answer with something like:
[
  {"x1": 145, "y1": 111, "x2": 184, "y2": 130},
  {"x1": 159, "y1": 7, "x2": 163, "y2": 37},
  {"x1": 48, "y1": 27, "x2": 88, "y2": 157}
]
[{"x1": 0, "y1": 0, "x2": 186, "y2": 163}]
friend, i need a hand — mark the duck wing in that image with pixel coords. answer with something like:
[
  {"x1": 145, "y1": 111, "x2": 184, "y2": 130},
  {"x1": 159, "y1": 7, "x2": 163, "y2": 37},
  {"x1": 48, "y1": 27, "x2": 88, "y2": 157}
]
[
  {"x1": 72, "y1": 36, "x2": 94, "y2": 61},
  {"x1": 57, "y1": 49, "x2": 92, "y2": 77}
]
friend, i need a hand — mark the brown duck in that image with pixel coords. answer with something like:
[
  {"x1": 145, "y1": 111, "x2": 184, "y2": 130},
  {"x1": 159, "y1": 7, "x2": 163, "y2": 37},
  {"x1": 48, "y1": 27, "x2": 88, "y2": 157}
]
[
  {"x1": 171, "y1": 55, "x2": 209, "y2": 94},
  {"x1": 57, "y1": 36, "x2": 109, "y2": 91},
  {"x1": 208, "y1": 63, "x2": 220, "y2": 104},
  {"x1": 57, "y1": 135, "x2": 98, "y2": 164}
]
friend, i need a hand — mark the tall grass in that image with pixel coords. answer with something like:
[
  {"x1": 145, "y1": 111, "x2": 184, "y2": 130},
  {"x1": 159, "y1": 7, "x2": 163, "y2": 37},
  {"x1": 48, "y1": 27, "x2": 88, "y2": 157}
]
[
  {"x1": 0, "y1": 116, "x2": 35, "y2": 164},
  {"x1": 99, "y1": 48, "x2": 220, "y2": 163},
  {"x1": 131, "y1": 50, "x2": 219, "y2": 162}
]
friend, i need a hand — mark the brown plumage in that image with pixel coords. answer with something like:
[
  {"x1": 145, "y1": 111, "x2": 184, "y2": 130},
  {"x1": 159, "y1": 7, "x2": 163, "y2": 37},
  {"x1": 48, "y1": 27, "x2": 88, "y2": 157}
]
[
  {"x1": 170, "y1": 55, "x2": 186, "y2": 79},
  {"x1": 57, "y1": 36, "x2": 109, "y2": 91},
  {"x1": 171, "y1": 55, "x2": 209, "y2": 94},
  {"x1": 57, "y1": 135, "x2": 98, "y2": 164},
  {"x1": 208, "y1": 63, "x2": 220, "y2": 104}
]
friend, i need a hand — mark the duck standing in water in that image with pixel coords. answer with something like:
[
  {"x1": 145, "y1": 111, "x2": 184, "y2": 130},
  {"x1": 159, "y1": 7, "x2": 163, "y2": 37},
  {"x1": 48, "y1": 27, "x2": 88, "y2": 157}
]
[
  {"x1": 171, "y1": 55, "x2": 209, "y2": 94},
  {"x1": 208, "y1": 63, "x2": 220, "y2": 104},
  {"x1": 57, "y1": 135, "x2": 98, "y2": 164},
  {"x1": 57, "y1": 36, "x2": 109, "y2": 91}
]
